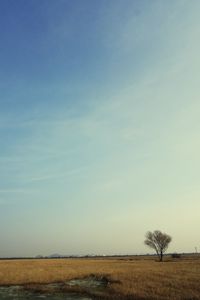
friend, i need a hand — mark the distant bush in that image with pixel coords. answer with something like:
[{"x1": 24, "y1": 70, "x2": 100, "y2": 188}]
[{"x1": 171, "y1": 253, "x2": 181, "y2": 259}]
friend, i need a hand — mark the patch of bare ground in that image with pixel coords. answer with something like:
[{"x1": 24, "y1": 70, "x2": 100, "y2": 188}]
[{"x1": 0, "y1": 255, "x2": 200, "y2": 299}]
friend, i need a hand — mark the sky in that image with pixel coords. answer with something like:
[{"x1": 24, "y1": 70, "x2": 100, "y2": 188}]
[{"x1": 0, "y1": 0, "x2": 200, "y2": 257}]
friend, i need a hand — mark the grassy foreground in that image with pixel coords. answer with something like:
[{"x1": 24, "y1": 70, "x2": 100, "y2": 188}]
[{"x1": 0, "y1": 256, "x2": 200, "y2": 299}]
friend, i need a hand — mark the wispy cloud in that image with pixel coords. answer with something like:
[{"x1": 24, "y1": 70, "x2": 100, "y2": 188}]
[
  {"x1": 27, "y1": 167, "x2": 86, "y2": 182},
  {"x1": 0, "y1": 189, "x2": 34, "y2": 194}
]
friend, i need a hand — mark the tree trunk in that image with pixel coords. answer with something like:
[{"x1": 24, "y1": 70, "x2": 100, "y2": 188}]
[{"x1": 160, "y1": 251, "x2": 163, "y2": 262}]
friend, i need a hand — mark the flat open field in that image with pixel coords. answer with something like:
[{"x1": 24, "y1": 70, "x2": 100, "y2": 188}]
[{"x1": 0, "y1": 256, "x2": 200, "y2": 299}]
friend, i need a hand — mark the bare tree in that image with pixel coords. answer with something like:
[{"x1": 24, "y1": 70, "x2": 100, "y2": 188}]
[{"x1": 144, "y1": 230, "x2": 172, "y2": 262}]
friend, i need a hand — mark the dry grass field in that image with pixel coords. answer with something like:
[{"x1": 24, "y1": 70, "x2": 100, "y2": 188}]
[{"x1": 0, "y1": 256, "x2": 200, "y2": 299}]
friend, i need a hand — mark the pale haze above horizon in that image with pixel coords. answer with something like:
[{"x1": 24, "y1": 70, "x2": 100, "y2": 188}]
[{"x1": 0, "y1": 0, "x2": 200, "y2": 257}]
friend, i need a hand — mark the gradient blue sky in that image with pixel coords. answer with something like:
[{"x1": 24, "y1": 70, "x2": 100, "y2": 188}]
[{"x1": 0, "y1": 0, "x2": 200, "y2": 257}]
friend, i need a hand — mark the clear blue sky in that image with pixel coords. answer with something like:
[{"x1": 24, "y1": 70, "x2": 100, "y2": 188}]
[{"x1": 0, "y1": 0, "x2": 200, "y2": 257}]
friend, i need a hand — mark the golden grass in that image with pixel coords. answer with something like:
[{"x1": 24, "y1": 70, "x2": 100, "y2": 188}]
[{"x1": 0, "y1": 256, "x2": 200, "y2": 299}]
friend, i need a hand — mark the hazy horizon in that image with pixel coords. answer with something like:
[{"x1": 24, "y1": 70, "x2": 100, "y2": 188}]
[{"x1": 0, "y1": 0, "x2": 200, "y2": 258}]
